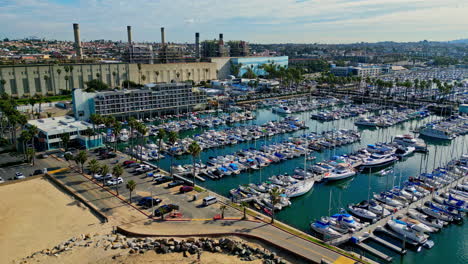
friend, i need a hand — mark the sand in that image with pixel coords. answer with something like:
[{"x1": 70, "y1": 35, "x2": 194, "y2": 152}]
[{"x1": 0, "y1": 178, "x2": 105, "y2": 263}]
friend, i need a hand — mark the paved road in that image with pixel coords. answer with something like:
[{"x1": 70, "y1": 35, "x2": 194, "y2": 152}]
[{"x1": 37, "y1": 153, "x2": 363, "y2": 264}]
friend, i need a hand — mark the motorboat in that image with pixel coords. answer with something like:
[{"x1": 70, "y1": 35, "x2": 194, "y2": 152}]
[
  {"x1": 357, "y1": 200, "x2": 392, "y2": 217},
  {"x1": 347, "y1": 205, "x2": 378, "y2": 221},
  {"x1": 323, "y1": 163, "x2": 356, "y2": 181},
  {"x1": 361, "y1": 153, "x2": 397, "y2": 168},
  {"x1": 387, "y1": 220, "x2": 428, "y2": 244},
  {"x1": 395, "y1": 146, "x2": 416, "y2": 158},
  {"x1": 330, "y1": 213, "x2": 364, "y2": 231},
  {"x1": 310, "y1": 220, "x2": 342, "y2": 239},
  {"x1": 397, "y1": 217, "x2": 437, "y2": 233},
  {"x1": 272, "y1": 105, "x2": 292, "y2": 114},
  {"x1": 408, "y1": 209, "x2": 445, "y2": 229}
]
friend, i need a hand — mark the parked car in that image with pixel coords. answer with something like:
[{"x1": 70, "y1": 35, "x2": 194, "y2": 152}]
[
  {"x1": 154, "y1": 176, "x2": 173, "y2": 184},
  {"x1": 123, "y1": 160, "x2": 136, "y2": 166},
  {"x1": 14, "y1": 172, "x2": 25, "y2": 180},
  {"x1": 179, "y1": 185, "x2": 194, "y2": 193},
  {"x1": 31, "y1": 169, "x2": 44, "y2": 176},
  {"x1": 154, "y1": 204, "x2": 179, "y2": 217},
  {"x1": 93, "y1": 173, "x2": 103, "y2": 180},
  {"x1": 127, "y1": 163, "x2": 141, "y2": 168},
  {"x1": 38, "y1": 153, "x2": 49, "y2": 159},
  {"x1": 167, "y1": 180, "x2": 185, "y2": 188},
  {"x1": 0, "y1": 177, "x2": 4, "y2": 183},
  {"x1": 137, "y1": 197, "x2": 162, "y2": 208},
  {"x1": 105, "y1": 177, "x2": 123, "y2": 186}
]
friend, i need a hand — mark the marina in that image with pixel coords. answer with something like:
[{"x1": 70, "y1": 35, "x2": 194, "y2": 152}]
[{"x1": 114, "y1": 102, "x2": 467, "y2": 264}]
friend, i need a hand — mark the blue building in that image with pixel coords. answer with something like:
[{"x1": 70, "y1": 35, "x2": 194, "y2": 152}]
[{"x1": 230, "y1": 56, "x2": 288, "y2": 77}]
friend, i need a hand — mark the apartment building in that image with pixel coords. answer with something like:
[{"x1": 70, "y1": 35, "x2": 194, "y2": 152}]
[{"x1": 73, "y1": 83, "x2": 207, "y2": 121}]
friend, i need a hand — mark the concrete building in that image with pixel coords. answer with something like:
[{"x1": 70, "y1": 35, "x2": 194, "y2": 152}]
[
  {"x1": 72, "y1": 82, "x2": 207, "y2": 121},
  {"x1": 330, "y1": 66, "x2": 352, "y2": 77},
  {"x1": 228, "y1": 41, "x2": 249, "y2": 57},
  {"x1": 0, "y1": 62, "x2": 217, "y2": 97},
  {"x1": 330, "y1": 65, "x2": 384, "y2": 77},
  {"x1": 27, "y1": 116, "x2": 103, "y2": 151}
]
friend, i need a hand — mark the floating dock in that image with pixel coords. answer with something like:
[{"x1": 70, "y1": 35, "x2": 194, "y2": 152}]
[
  {"x1": 368, "y1": 234, "x2": 407, "y2": 254},
  {"x1": 354, "y1": 241, "x2": 393, "y2": 262}
]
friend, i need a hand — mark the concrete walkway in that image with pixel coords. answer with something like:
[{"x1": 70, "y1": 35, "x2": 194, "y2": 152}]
[{"x1": 120, "y1": 219, "x2": 360, "y2": 264}]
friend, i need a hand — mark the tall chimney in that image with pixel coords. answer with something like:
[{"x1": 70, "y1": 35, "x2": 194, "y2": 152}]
[
  {"x1": 219, "y1": 33, "x2": 223, "y2": 45},
  {"x1": 73, "y1": 23, "x2": 82, "y2": 59},
  {"x1": 161, "y1": 27, "x2": 165, "y2": 46},
  {"x1": 127, "y1": 25, "x2": 132, "y2": 44},
  {"x1": 195, "y1": 32, "x2": 200, "y2": 59}
]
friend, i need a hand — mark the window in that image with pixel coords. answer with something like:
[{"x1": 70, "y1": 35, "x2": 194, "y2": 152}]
[{"x1": 22, "y1": 78, "x2": 30, "y2": 94}]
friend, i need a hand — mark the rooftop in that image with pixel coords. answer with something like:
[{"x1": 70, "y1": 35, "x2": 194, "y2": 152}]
[{"x1": 28, "y1": 116, "x2": 93, "y2": 134}]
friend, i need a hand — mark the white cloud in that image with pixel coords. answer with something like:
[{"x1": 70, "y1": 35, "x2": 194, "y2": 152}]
[{"x1": 0, "y1": 0, "x2": 466, "y2": 43}]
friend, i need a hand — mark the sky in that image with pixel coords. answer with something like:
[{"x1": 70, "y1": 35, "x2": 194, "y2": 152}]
[{"x1": 0, "y1": 0, "x2": 467, "y2": 44}]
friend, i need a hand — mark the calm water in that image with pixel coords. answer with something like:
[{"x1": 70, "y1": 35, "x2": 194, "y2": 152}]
[{"x1": 118, "y1": 107, "x2": 467, "y2": 264}]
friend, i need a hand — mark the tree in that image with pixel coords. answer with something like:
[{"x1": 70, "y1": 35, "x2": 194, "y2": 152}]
[
  {"x1": 220, "y1": 205, "x2": 227, "y2": 219},
  {"x1": 240, "y1": 201, "x2": 249, "y2": 220},
  {"x1": 25, "y1": 148, "x2": 35, "y2": 165},
  {"x1": 28, "y1": 97, "x2": 37, "y2": 118},
  {"x1": 156, "y1": 128, "x2": 166, "y2": 166},
  {"x1": 34, "y1": 93, "x2": 44, "y2": 115},
  {"x1": 100, "y1": 164, "x2": 109, "y2": 176},
  {"x1": 112, "y1": 71, "x2": 117, "y2": 88},
  {"x1": 168, "y1": 131, "x2": 179, "y2": 177},
  {"x1": 56, "y1": 68, "x2": 62, "y2": 95},
  {"x1": 27, "y1": 125, "x2": 38, "y2": 161},
  {"x1": 122, "y1": 80, "x2": 138, "y2": 88},
  {"x1": 242, "y1": 65, "x2": 257, "y2": 79},
  {"x1": 112, "y1": 121, "x2": 122, "y2": 151},
  {"x1": 113, "y1": 164, "x2": 124, "y2": 195},
  {"x1": 60, "y1": 133, "x2": 70, "y2": 151},
  {"x1": 19, "y1": 130, "x2": 32, "y2": 160},
  {"x1": 187, "y1": 141, "x2": 201, "y2": 186},
  {"x1": 126, "y1": 180, "x2": 136, "y2": 203},
  {"x1": 64, "y1": 152, "x2": 73, "y2": 166},
  {"x1": 0, "y1": 80, "x2": 6, "y2": 93},
  {"x1": 88, "y1": 159, "x2": 100, "y2": 176},
  {"x1": 137, "y1": 63, "x2": 142, "y2": 84},
  {"x1": 141, "y1": 75, "x2": 146, "y2": 83},
  {"x1": 64, "y1": 75, "x2": 69, "y2": 93},
  {"x1": 269, "y1": 187, "x2": 282, "y2": 224},
  {"x1": 75, "y1": 150, "x2": 88, "y2": 173},
  {"x1": 85, "y1": 79, "x2": 109, "y2": 92}
]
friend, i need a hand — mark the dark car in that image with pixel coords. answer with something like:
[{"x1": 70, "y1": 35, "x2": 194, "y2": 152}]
[
  {"x1": 167, "y1": 180, "x2": 185, "y2": 188},
  {"x1": 31, "y1": 169, "x2": 44, "y2": 176},
  {"x1": 123, "y1": 160, "x2": 136, "y2": 166},
  {"x1": 126, "y1": 162, "x2": 141, "y2": 168},
  {"x1": 138, "y1": 197, "x2": 162, "y2": 208},
  {"x1": 154, "y1": 204, "x2": 179, "y2": 217},
  {"x1": 179, "y1": 185, "x2": 194, "y2": 193},
  {"x1": 154, "y1": 176, "x2": 173, "y2": 184}
]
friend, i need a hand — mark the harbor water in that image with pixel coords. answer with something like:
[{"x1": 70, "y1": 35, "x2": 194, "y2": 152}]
[{"x1": 118, "y1": 107, "x2": 467, "y2": 264}]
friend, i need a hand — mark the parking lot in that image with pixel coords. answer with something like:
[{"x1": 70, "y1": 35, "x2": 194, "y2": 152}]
[{"x1": 57, "y1": 148, "x2": 240, "y2": 220}]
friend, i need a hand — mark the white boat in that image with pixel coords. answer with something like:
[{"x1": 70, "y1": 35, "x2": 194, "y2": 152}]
[
  {"x1": 361, "y1": 153, "x2": 397, "y2": 168},
  {"x1": 393, "y1": 134, "x2": 427, "y2": 150},
  {"x1": 310, "y1": 220, "x2": 342, "y2": 238},
  {"x1": 387, "y1": 220, "x2": 428, "y2": 244},
  {"x1": 347, "y1": 205, "x2": 378, "y2": 221},
  {"x1": 272, "y1": 105, "x2": 292, "y2": 114},
  {"x1": 355, "y1": 117, "x2": 378, "y2": 127},
  {"x1": 398, "y1": 217, "x2": 436, "y2": 233},
  {"x1": 119, "y1": 129, "x2": 130, "y2": 142},
  {"x1": 285, "y1": 178, "x2": 315, "y2": 198},
  {"x1": 330, "y1": 213, "x2": 364, "y2": 231},
  {"x1": 419, "y1": 126, "x2": 454, "y2": 140},
  {"x1": 408, "y1": 209, "x2": 445, "y2": 229},
  {"x1": 395, "y1": 146, "x2": 416, "y2": 158},
  {"x1": 323, "y1": 164, "x2": 356, "y2": 181}
]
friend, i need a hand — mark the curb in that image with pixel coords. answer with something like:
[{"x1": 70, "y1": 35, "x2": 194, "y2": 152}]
[{"x1": 45, "y1": 173, "x2": 109, "y2": 223}]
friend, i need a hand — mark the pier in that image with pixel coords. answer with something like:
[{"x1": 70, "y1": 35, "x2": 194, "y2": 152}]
[{"x1": 327, "y1": 172, "x2": 467, "y2": 262}]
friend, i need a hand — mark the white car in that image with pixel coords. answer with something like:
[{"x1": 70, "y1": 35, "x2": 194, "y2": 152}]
[
  {"x1": 93, "y1": 173, "x2": 103, "y2": 180},
  {"x1": 14, "y1": 172, "x2": 25, "y2": 180},
  {"x1": 105, "y1": 177, "x2": 123, "y2": 186},
  {"x1": 0, "y1": 177, "x2": 4, "y2": 183}
]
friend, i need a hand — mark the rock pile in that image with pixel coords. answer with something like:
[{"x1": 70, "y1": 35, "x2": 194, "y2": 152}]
[{"x1": 19, "y1": 233, "x2": 288, "y2": 264}]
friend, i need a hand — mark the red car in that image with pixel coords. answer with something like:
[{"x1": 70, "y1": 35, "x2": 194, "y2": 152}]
[
  {"x1": 179, "y1": 186, "x2": 194, "y2": 193},
  {"x1": 123, "y1": 160, "x2": 136, "y2": 166}
]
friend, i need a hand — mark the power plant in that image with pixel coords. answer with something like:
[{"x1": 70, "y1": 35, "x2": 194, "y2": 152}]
[{"x1": 72, "y1": 23, "x2": 83, "y2": 59}]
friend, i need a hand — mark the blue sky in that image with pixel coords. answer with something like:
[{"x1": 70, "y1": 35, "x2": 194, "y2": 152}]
[{"x1": 0, "y1": 0, "x2": 467, "y2": 43}]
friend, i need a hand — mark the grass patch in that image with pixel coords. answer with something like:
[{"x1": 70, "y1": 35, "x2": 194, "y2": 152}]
[{"x1": 194, "y1": 186, "x2": 206, "y2": 193}]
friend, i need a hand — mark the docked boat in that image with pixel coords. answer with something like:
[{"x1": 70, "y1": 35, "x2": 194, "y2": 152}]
[
  {"x1": 361, "y1": 152, "x2": 397, "y2": 168},
  {"x1": 347, "y1": 205, "x2": 378, "y2": 221},
  {"x1": 387, "y1": 220, "x2": 428, "y2": 244},
  {"x1": 272, "y1": 105, "x2": 292, "y2": 114},
  {"x1": 323, "y1": 163, "x2": 356, "y2": 181},
  {"x1": 310, "y1": 220, "x2": 342, "y2": 239},
  {"x1": 284, "y1": 178, "x2": 315, "y2": 198}
]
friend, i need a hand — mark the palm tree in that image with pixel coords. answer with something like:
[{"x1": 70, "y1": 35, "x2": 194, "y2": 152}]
[
  {"x1": 26, "y1": 148, "x2": 35, "y2": 165},
  {"x1": 156, "y1": 128, "x2": 166, "y2": 166},
  {"x1": 64, "y1": 152, "x2": 74, "y2": 166},
  {"x1": 60, "y1": 133, "x2": 70, "y2": 151},
  {"x1": 56, "y1": 68, "x2": 62, "y2": 95},
  {"x1": 128, "y1": 117, "x2": 137, "y2": 155},
  {"x1": 220, "y1": 205, "x2": 227, "y2": 219},
  {"x1": 100, "y1": 164, "x2": 109, "y2": 176},
  {"x1": 76, "y1": 150, "x2": 88, "y2": 173},
  {"x1": 112, "y1": 121, "x2": 122, "y2": 151},
  {"x1": 19, "y1": 130, "x2": 32, "y2": 160},
  {"x1": 126, "y1": 180, "x2": 136, "y2": 203},
  {"x1": 168, "y1": 131, "x2": 179, "y2": 177},
  {"x1": 155, "y1": 71, "x2": 159, "y2": 82},
  {"x1": 269, "y1": 187, "x2": 282, "y2": 224},
  {"x1": 187, "y1": 141, "x2": 201, "y2": 186},
  {"x1": 141, "y1": 75, "x2": 146, "y2": 84},
  {"x1": 64, "y1": 75, "x2": 69, "y2": 93},
  {"x1": 88, "y1": 159, "x2": 100, "y2": 176},
  {"x1": 112, "y1": 71, "x2": 117, "y2": 88},
  {"x1": 27, "y1": 125, "x2": 38, "y2": 159},
  {"x1": 137, "y1": 63, "x2": 142, "y2": 84},
  {"x1": 113, "y1": 164, "x2": 124, "y2": 195},
  {"x1": 240, "y1": 201, "x2": 249, "y2": 220},
  {"x1": 28, "y1": 97, "x2": 37, "y2": 118},
  {"x1": 34, "y1": 94, "x2": 44, "y2": 115},
  {"x1": 89, "y1": 113, "x2": 102, "y2": 142}
]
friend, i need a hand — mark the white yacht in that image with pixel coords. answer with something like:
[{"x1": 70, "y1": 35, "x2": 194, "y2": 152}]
[
  {"x1": 361, "y1": 153, "x2": 397, "y2": 168},
  {"x1": 393, "y1": 134, "x2": 427, "y2": 150},
  {"x1": 323, "y1": 164, "x2": 356, "y2": 181},
  {"x1": 347, "y1": 205, "x2": 378, "y2": 221},
  {"x1": 387, "y1": 220, "x2": 428, "y2": 244},
  {"x1": 419, "y1": 126, "x2": 455, "y2": 140},
  {"x1": 119, "y1": 129, "x2": 130, "y2": 142},
  {"x1": 355, "y1": 117, "x2": 378, "y2": 127},
  {"x1": 272, "y1": 105, "x2": 292, "y2": 114}
]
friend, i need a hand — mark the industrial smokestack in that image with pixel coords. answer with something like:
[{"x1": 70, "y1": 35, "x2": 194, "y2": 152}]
[
  {"x1": 161, "y1": 27, "x2": 165, "y2": 46},
  {"x1": 73, "y1": 23, "x2": 83, "y2": 59},
  {"x1": 219, "y1": 33, "x2": 223, "y2": 43},
  {"x1": 195, "y1": 32, "x2": 200, "y2": 59},
  {"x1": 127, "y1": 25, "x2": 132, "y2": 44}
]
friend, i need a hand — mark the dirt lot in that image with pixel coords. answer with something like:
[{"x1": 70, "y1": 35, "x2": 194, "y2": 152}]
[{"x1": 0, "y1": 178, "x2": 105, "y2": 263}]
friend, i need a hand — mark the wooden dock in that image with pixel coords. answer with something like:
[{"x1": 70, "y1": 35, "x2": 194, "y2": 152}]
[{"x1": 355, "y1": 241, "x2": 393, "y2": 262}]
